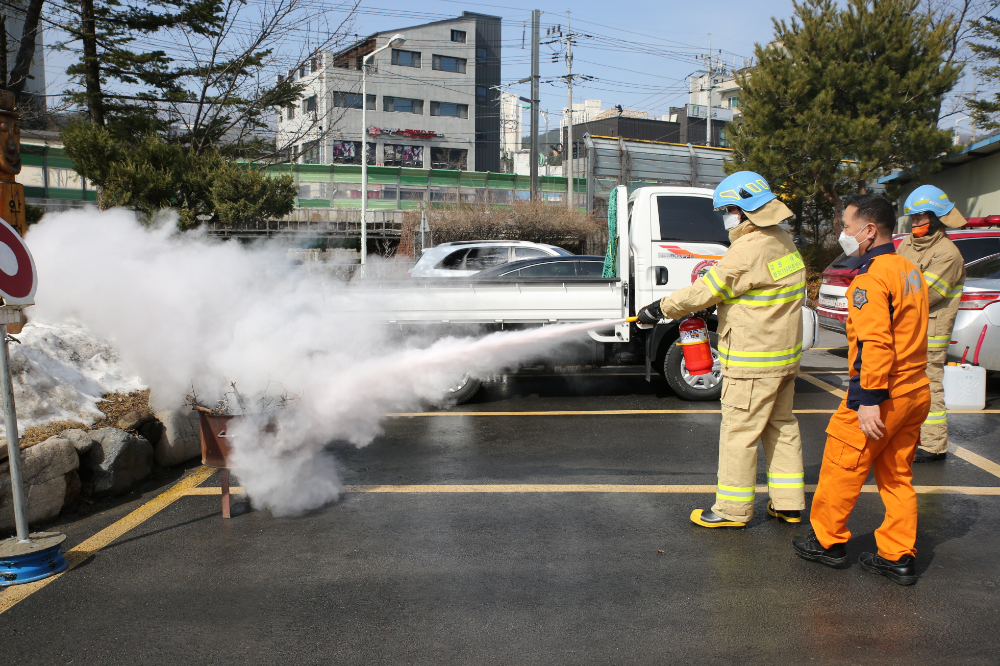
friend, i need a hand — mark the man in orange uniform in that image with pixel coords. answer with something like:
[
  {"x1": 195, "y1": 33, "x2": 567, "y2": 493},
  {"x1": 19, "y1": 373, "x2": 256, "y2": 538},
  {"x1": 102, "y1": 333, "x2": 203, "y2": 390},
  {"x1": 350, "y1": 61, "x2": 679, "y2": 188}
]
[{"x1": 792, "y1": 194, "x2": 930, "y2": 586}]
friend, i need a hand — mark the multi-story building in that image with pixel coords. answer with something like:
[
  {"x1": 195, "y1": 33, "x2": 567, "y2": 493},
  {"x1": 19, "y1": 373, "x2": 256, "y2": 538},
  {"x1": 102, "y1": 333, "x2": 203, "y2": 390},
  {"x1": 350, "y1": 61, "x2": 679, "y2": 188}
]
[
  {"x1": 500, "y1": 91, "x2": 522, "y2": 172},
  {"x1": 277, "y1": 12, "x2": 501, "y2": 173}
]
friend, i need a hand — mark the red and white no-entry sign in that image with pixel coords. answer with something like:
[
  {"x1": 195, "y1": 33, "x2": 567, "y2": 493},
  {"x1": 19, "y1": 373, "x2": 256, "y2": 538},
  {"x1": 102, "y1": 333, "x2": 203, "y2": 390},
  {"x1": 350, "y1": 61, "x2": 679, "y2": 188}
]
[{"x1": 0, "y1": 215, "x2": 35, "y2": 306}]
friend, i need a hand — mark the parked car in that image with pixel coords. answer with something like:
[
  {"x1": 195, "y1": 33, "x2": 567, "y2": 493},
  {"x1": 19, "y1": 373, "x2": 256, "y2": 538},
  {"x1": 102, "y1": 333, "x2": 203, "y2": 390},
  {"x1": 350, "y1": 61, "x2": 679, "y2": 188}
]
[
  {"x1": 817, "y1": 228, "x2": 1000, "y2": 333},
  {"x1": 407, "y1": 241, "x2": 572, "y2": 278},
  {"x1": 472, "y1": 255, "x2": 607, "y2": 279},
  {"x1": 949, "y1": 252, "x2": 1000, "y2": 370}
]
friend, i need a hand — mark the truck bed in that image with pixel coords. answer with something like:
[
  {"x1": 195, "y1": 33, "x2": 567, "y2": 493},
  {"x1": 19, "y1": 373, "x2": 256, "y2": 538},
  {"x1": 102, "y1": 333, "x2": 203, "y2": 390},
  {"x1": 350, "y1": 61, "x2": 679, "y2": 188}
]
[{"x1": 349, "y1": 277, "x2": 624, "y2": 325}]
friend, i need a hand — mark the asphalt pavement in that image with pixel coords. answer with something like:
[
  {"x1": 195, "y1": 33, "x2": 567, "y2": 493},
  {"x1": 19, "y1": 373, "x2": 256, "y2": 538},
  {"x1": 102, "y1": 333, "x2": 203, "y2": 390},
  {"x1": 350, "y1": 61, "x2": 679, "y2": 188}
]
[{"x1": 4, "y1": 329, "x2": 1000, "y2": 665}]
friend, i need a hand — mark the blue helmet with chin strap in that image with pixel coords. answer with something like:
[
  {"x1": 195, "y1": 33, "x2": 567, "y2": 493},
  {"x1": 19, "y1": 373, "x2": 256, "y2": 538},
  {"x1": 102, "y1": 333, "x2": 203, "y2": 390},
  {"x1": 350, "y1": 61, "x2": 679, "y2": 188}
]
[
  {"x1": 903, "y1": 185, "x2": 955, "y2": 217},
  {"x1": 713, "y1": 171, "x2": 777, "y2": 212}
]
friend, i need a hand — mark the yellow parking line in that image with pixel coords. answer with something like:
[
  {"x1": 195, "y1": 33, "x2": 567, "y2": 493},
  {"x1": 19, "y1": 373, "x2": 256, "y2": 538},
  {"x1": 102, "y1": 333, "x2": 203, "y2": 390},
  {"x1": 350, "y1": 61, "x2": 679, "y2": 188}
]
[
  {"x1": 798, "y1": 372, "x2": 846, "y2": 399},
  {"x1": 0, "y1": 466, "x2": 214, "y2": 616},
  {"x1": 952, "y1": 446, "x2": 1000, "y2": 480}
]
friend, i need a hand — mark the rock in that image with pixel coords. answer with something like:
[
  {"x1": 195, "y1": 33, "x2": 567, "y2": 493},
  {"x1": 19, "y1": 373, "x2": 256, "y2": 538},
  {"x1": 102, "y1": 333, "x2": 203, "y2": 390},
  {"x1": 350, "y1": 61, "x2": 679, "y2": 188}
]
[
  {"x1": 60, "y1": 428, "x2": 96, "y2": 455},
  {"x1": 0, "y1": 435, "x2": 79, "y2": 532},
  {"x1": 153, "y1": 410, "x2": 202, "y2": 467},
  {"x1": 138, "y1": 419, "x2": 164, "y2": 447},
  {"x1": 84, "y1": 428, "x2": 153, "y2": 497},
  {"x1": 64, "y1": 470, "x2": 81, "y2": 505},
  {"x1": 117, "y1": 408, "x2": 155, "y2": 432}
]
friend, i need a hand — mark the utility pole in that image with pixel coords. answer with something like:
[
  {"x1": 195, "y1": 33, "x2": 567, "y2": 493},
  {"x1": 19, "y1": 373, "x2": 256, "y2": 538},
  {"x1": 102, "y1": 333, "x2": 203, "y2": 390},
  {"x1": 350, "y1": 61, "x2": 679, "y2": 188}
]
[
  {"x1": 704, "y1": 34, "x2": 713, "y2": 148},
  {"x1": 565, "y1": 11, "x2": 574, "y2": 209},
  {"x1": 530, "y1": 10, "x2": 540, "y2": 200}
]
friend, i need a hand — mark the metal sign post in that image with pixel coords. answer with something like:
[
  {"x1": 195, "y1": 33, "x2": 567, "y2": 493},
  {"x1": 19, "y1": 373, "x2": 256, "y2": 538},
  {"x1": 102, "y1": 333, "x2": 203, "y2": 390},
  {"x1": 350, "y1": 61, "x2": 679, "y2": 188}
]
[{"x1": 0, "y1": 90, "x2": 67, "y2": 586}]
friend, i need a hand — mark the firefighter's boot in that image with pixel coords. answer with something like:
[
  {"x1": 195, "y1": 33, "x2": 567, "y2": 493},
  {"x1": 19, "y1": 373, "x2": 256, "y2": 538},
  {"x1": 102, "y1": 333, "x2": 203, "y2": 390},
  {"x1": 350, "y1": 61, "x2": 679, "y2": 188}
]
[
  {"x1": 766, "y1": 499, "x2": 801, "y2": 523},
  {"x1": 690, "y1": 508, "x2": 746, "y2": 529}
]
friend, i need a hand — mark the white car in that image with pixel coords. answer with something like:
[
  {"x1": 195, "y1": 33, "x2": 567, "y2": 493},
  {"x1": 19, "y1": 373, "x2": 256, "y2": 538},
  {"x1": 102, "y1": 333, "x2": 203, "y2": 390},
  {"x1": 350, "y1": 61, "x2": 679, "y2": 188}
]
[
  {"x1": 949, "y1": 253, "x2": 1000, "y2": 370},
  {"x1": 407, "y1": 241, "x2": 572, "y2": 278}
]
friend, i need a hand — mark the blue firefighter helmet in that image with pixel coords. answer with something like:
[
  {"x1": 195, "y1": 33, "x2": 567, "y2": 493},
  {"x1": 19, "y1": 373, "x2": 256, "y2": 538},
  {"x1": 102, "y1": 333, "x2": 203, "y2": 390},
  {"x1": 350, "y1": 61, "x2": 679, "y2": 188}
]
[
  {"x1": 903, "y1": 185, "x2": 955, "y2": 217},
  {"x1": 712, "y1": 171, "x2": 777, "y2": 212}
]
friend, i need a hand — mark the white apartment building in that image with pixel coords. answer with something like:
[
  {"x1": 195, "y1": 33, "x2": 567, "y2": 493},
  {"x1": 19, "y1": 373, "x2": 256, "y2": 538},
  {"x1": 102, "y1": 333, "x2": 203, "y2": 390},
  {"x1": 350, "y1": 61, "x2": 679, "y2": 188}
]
[
  {"x1": 560, "y1": 99, "x2": 603, "y2": 129},
  {"x1": 688, "y1": 70, "x2": 744, "y2": 116},
  {"x1": 277, "y1": 12, "x2": 501, "y2": 172},
  {"x1": 500, "y1": 91, "x2": 522, "y2": 169}
]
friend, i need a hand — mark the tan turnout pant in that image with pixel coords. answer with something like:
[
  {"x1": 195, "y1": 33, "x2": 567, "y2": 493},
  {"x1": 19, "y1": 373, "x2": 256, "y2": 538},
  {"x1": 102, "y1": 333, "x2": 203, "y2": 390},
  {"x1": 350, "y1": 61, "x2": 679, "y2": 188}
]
[
  {"x1": 918, "y1": 350, "x2": 948, "y2": 454},
  {"x1": 712, "y1": 373, "x2": 805, "y2": 522}
]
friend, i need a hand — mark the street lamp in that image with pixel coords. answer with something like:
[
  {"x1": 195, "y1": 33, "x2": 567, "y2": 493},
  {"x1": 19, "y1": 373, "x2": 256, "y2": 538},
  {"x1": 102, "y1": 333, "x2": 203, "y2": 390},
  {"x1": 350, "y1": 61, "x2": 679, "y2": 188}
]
[{"x1": 360, "y1": 33, "x2": 405, "y2": 269}]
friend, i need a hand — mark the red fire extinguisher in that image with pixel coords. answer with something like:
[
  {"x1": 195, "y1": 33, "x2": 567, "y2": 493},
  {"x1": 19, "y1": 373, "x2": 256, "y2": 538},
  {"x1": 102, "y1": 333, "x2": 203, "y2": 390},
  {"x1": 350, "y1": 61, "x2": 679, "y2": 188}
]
[{"x1": 678, "y1": 317, "x2": 714, "y2": 375}]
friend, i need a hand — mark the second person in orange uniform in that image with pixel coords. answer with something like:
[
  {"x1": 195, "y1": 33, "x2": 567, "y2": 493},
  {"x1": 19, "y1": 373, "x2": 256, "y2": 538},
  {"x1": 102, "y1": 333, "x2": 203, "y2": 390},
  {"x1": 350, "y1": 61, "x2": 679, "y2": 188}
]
[{"x1": 792, "y1": 194, "x2": 930, "y2": 586}]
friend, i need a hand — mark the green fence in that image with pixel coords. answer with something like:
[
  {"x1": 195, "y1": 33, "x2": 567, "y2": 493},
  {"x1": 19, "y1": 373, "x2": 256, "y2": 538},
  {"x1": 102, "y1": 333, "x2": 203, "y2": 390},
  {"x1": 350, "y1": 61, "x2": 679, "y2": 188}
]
[{"x1": 274, "y1": 163, "x2": 587, "y2": 210}]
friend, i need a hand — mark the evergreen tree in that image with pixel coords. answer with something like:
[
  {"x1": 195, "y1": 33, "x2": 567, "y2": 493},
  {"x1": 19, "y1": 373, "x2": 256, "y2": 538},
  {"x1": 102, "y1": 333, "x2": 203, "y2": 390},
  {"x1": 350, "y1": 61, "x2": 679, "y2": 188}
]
[
  {"x1": 968, "y1": 16, "x2": 1000, "y2": 131},
  {"x1": 728, "y1": 0, "x2": 960, "y2": 235}
]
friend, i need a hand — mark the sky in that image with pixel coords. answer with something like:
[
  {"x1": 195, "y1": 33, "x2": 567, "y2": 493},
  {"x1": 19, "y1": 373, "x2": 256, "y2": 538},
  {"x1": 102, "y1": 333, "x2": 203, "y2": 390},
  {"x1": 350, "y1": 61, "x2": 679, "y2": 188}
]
[{"x1": 37, "y1": 0, "x2": 985, "y2": 137}]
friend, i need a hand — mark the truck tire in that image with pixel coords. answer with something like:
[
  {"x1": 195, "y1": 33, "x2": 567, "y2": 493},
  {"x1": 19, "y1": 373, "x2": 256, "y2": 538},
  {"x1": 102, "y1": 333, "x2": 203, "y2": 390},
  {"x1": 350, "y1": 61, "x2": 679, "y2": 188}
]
[
  {"x1": 443, "y1": 374, "x2": 482, "y2": 405},
  {"x1": 663, "y1": 332, "x2": 723, "y2": 401}
]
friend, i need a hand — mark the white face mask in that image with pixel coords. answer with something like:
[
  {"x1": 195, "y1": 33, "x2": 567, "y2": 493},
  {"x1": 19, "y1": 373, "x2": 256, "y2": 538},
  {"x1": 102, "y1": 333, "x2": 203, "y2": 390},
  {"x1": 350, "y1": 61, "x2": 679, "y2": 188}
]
[
  {"x1": 838, "y1": 225, "x2": 873, "y2": 258},
  {"x1": 722, "y1": 210, "x2": 742, "y2": 230}
]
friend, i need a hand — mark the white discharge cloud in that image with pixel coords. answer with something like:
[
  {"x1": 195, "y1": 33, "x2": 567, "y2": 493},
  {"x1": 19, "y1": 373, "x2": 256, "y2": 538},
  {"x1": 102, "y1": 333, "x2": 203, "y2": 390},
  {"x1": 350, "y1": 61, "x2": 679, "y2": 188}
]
[{"x1": 26, "y1": 209, "x2": 612, "y2": 515}]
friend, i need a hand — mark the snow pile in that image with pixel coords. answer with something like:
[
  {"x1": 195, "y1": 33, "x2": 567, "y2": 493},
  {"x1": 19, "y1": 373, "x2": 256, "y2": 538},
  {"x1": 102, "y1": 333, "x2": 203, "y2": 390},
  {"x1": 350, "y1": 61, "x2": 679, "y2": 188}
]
[{"x1": 2, "y1": 321, "x2": 144, "y2": 435}]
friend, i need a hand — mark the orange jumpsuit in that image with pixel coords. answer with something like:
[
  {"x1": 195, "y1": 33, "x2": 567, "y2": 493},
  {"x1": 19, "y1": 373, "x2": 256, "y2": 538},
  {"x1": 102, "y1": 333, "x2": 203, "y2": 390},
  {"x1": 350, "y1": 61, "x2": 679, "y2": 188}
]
[{"x1": 810, "y1": 243, "x2": 931, "y2": 561}]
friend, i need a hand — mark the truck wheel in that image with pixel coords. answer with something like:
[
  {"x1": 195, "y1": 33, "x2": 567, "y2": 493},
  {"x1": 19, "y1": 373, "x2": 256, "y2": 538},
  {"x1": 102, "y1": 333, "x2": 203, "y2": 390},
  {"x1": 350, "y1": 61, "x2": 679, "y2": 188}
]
[
  {"x1": 443, "y1": 374, "x2": 482, "y2": 405},
  {"x1": 663, "y1": 332, "x2": 723, "y2": 401}
]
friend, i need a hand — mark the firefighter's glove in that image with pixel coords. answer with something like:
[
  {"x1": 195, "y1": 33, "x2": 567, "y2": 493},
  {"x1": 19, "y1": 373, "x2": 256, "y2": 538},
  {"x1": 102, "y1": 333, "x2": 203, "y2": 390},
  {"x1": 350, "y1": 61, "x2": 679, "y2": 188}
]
[{"x1": 636, "y1": 301, "x2": 663, "y2": 326}]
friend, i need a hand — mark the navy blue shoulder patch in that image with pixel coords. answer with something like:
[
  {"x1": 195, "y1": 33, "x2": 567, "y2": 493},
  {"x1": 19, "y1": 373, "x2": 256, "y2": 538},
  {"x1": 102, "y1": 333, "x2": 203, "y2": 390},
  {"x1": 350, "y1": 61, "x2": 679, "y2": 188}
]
[{"x1": 853, "y1": 288, "x2": 868, "y2": 310}]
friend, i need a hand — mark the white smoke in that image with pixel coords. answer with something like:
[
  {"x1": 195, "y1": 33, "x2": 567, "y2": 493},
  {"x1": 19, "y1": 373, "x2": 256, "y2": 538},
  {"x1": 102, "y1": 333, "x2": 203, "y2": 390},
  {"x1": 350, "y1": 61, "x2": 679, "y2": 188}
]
[{"x1": 26, "y1": 208, "x2": 610, "y2": 515}]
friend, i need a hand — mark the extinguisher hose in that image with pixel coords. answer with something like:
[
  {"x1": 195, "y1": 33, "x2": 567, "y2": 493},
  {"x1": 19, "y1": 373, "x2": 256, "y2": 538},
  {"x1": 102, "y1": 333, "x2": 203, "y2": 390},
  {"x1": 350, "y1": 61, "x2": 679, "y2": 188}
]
[{"x1": 973, "y1": 324, "x2": 988, "y2": 366}]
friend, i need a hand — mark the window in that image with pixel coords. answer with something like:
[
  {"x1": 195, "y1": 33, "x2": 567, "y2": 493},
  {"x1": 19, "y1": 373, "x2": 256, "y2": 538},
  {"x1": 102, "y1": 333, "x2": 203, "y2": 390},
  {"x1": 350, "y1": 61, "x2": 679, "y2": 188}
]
[
  {"x1": 286, "y1": 105, "x2": 295, "y2": 120},
  {"x1": 430, "y1": 147, "x2": 468, "y2": 170},
  {"x1": 430, "y1": 101, "x2": 468, "y2": 118},
  {"x1": 465, "y1": 247, "x2": 509, "y2": 271},
  {"x1": 330, "y1": 140, "x2": 375, "y2": 165},
  {"x1": 514, "y1": 247, "x2": 548, "y2": 260},
  {"x1": 299, "y1": 65, "x2": 306, "y2": 78},
  {"x1": 476, "y1": 47, "x2": 487, "y2": 65},
  {"x1": 476, "y1": 86, "x2": 487, "y2": 104},
  {"x1": 728, "y1": 96, "x2": 739, "y2": 108},
  {"x1": 966, "y1": 254, "x2": 1000, "y2": 279},
  {"x1": 383, "y1": 96, "x2": 423, "y2": 114},
  {"x1": 383, "y1": 144, "x2": 423, "y2": 167},
  {"x1": 433, "y1": 54, "x2": 467, "y2": 73},
  {"x1": 437, "y1": 249, "x2": 469, "y2": 269},
  {"x1": 310, "y1": 57, "x2": 319, "y2": 73},
  {"x1": 305, "y1": 96, "x2": 317, "y2": 113},
  {"x1": 451, "y1": 29, "x2": 466, "y2": 43},
  {"x1": 333, "y1": 91, "x2": 375, "y2": 109},
  {"x1": 577, "y1": 261, "x2": 606, "y2": 276},
  {"x1": 518, "y1": 261, "x2": 576, "y2": 277},
  {"x1": 300, "y1": 140, "x2": 320, "y2": 164},
  {"x1": 954, "y1": 238, "x2": 1000, "y2": 265},
  {"x1": 655, "y1": 196, "x2": 729, "y2": 244},
  {"x1": 391, "y1": 49, "x2": 421, "y2": 68}
]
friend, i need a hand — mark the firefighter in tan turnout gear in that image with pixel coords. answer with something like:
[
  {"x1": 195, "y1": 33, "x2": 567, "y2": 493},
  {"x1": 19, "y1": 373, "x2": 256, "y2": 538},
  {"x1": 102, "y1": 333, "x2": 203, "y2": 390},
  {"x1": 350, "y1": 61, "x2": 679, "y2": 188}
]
[
  {"x1": 897, "y1": 185, "x2": 967, "y2": 463},
  {"x1": 636, "y1": 171, "x2": 806, "y2": 528}
]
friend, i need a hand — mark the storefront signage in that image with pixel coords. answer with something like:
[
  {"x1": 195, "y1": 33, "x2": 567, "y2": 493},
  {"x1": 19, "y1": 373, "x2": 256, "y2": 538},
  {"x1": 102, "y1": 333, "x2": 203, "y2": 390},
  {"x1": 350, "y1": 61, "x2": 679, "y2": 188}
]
[{"x1": 367, "y1": 126, "x2": 442, "y2": 139}]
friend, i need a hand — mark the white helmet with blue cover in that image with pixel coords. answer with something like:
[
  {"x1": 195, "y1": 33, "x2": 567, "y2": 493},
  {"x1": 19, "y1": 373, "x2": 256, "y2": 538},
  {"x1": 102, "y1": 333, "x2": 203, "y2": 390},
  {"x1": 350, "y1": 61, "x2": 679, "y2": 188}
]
[
  {"x1": 903, "y1": 184, "x2": 966, "y2": 228},
  {"x1": 713, "y1": 170, "x2": 793, "y2": 227}
]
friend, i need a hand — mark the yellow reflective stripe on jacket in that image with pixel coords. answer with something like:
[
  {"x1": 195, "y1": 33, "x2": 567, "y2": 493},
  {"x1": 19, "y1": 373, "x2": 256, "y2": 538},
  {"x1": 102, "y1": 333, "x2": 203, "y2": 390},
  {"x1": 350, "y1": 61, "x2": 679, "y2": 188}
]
[
  {"x1": 923, "y1": 270, "x2": 953, "y2": 298},
  {"x1": 716, "y1": 484, "x2": 755, "y2": 502},
  {"x1": 722, "y1": 281, "x2": 806, "y2": 306},
  {"x1": 718, "y1": 342, "x2": 803, "y2": 367},
  {"x1": 702, "y1": 267, "x2": 735, "y2": 299},
  {"x1": 928, "y1": 334, "x2": 951, "y2": 349},
  {"x1": 924, "y1": 410, "x2": 947, "y2": 425},
  {"x1": 767, "y1": 472, "x2": 804, "y2": 488}
]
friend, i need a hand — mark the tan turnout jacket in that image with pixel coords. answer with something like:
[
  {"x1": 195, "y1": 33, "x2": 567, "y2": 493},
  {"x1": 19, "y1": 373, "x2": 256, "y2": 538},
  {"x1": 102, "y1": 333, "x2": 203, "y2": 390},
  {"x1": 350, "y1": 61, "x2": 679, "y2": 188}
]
[
  {"x1": 896, "y1": 230, "x2": 965, "y2": 354},
  {"x1": 657, "y1": 221, "x2": 805, "y2": 378}
]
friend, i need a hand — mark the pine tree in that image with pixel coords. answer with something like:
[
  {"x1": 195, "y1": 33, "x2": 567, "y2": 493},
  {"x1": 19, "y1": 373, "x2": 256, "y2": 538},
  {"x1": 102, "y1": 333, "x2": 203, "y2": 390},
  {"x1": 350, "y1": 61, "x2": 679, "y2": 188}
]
[
  {"x1": 968, "y1": 16, "x2": 1000, "y2": 131},
  {"x1": 728, "y1": 0, "x2": 960, "y2": 236}
]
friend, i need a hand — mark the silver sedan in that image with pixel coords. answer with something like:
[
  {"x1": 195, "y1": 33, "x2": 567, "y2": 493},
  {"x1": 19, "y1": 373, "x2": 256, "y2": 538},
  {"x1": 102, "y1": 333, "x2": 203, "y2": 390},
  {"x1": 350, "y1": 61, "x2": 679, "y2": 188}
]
[{"x1": 949, "y1": 253, "x2": 1000, "y2": 371}]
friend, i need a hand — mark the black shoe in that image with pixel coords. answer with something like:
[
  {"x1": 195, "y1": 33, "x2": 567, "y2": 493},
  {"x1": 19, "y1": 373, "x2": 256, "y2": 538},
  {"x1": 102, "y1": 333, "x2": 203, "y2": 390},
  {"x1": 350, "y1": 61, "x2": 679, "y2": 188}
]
[
  {"x1": 792, "y1": 531, "x2": 848, "y2": 568},
  {"x1": 914, "y1": 449, "x2": 947, "y2": 463},
  {"x1": 767, "y1": 499, "x2": 801, "y2": 524},
  {"x1": 859, "y1": 552, "x2": 917, "y2": 585},
  {"x1": 689, "y1": 508, "x2": 746, "y2": 528}
]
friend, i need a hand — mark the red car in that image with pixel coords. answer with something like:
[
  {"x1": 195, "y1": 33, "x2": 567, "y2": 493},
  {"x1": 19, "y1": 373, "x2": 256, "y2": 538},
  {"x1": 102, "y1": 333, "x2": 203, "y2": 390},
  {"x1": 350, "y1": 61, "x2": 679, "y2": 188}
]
[{"x1": 817, "y1": 226, "x2": 1000, "y2": 334}]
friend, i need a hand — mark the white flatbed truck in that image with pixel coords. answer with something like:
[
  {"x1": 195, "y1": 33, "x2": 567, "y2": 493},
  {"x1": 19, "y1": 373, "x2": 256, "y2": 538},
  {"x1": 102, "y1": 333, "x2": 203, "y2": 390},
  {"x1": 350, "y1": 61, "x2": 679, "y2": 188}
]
[{"x1": 360, "y1": 185, "x2": 817, "y2": 402}]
